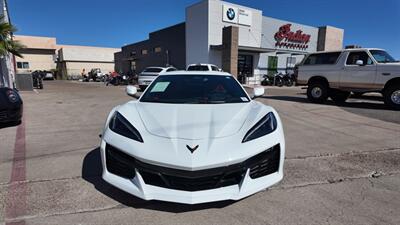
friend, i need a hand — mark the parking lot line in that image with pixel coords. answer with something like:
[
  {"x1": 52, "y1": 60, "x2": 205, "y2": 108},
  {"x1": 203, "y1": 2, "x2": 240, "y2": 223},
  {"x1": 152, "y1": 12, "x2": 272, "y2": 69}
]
[{"x1": 5, "y1": 118, "x2": 27, "y2": 225}]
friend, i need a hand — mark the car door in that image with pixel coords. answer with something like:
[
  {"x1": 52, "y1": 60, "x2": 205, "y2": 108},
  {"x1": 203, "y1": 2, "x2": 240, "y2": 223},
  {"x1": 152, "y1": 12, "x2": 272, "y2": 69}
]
[{"x1": 340, "y1": 51, "x2": 377, "y2": 89}]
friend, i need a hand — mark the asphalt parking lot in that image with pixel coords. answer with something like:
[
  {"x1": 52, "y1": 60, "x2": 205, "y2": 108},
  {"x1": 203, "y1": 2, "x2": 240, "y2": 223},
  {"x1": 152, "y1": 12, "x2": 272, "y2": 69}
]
[{"x1": 1, "y1": 80, "x2": 399, "y2": 225}]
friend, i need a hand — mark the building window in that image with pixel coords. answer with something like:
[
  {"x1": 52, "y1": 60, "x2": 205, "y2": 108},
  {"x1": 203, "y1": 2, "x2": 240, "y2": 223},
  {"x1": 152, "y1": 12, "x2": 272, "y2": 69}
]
[
  {"x1": 130, "y1": 51, "x2": 136, "y2": 57},
  {"x1": 141, "y1": 49, "x2": 148, "y2": 55},
  {"x1": 153, "y1": 47, "x2": 162, "y2": 53},
  {"x1": 17, "y1": 62, "x2": 30, "y2": 69},
  {"x1": 130, "y1": 61, "x2": 136, "y2": 72}
]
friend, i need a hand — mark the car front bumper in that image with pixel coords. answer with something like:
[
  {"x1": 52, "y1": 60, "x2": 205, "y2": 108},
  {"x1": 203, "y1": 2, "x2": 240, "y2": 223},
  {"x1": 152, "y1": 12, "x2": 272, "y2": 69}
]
[
  {"x1": 0, "y1": 107, "x2": 23, "y2": 124},
  {"x1": 100, "y1": 140, "x2": 284, "y2": 204}
]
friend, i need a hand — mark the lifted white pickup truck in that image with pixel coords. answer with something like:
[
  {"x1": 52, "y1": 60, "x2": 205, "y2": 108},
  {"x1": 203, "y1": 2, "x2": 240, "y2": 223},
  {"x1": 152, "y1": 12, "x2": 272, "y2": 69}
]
[{"x1": 296, "y1": 48, "x2": 400, "y2": 109}]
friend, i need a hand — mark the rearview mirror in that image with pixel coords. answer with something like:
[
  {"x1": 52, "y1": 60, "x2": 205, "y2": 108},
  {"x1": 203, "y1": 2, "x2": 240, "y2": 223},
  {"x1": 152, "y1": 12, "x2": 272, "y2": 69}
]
[
  {"x1": 126, "y1": 85, "x2": 138, "y2": 98},
  {"x1": 252, "y1": 87, "x2": 265, "y2": 99},
  {"x1": 356, "y1": 60, "x2": 364, "y2": 66}
]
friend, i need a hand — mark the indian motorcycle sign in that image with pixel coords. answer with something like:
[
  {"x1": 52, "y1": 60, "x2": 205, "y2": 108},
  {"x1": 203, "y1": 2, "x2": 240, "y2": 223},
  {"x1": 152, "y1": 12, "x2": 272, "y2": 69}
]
[{"x1": 274, "y1": 24, "x2": 311, "y2": 50}]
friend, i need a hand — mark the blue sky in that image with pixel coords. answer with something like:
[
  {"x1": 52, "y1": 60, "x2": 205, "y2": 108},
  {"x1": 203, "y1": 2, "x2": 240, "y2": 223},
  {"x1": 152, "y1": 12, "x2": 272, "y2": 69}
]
[{"x1": 8, "y1": 0, "x2": 400, "y2": 59}]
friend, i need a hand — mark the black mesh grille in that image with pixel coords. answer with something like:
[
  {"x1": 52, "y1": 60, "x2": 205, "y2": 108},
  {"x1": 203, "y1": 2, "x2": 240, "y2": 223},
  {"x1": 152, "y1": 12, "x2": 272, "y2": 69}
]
[
  {"x1": 105, "y1": 144, "x2": 281, "y2": 191},
  {"x1": 105, "y1": 145, "x2": 136, "y2": 179},
  {"x1": 248, "y1": 145, "x2": 280, "y2": 179}
]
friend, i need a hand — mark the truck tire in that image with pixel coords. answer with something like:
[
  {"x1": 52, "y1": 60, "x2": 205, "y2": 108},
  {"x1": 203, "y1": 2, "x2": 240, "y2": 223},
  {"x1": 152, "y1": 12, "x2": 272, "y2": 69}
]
[
  {"x1": 307, "y1": 81, "x2": 328, "y2": 103},
  {"x1": 383, "y1": 84, "x2": 400, "y2": 110},
  {"x1": 330, "y1": 90, "x2": 350, "y2": 103}
]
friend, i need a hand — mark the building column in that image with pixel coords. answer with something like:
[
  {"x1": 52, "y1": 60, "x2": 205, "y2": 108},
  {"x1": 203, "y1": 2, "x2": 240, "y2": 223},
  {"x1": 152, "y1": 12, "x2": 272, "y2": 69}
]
[
  {"x1": 317, "y1": 26, "x2": 344, "y2": 51},
  {"x1": 222, "y1": 26, "x2": 239, "y2": 78}
]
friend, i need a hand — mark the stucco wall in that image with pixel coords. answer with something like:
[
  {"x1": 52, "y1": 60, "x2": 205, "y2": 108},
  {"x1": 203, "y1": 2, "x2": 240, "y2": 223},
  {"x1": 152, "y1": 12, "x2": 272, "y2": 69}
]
[
  {"x1": 14, "y1": 35, "x2": 57, "y2": 50},
  {"x1": 186, "y1": 1, "x2": 210, "y2": 65},
  {"x1": 317, "y1": 26, "x2": 344, "y2": 51},
  {"x1": 59, "y1": 45, "x2": 119, "y2": 62},
  {"x1": 64, "y1": 62, "x2": 115, "y2": 77},
  {"x1": 15, "y1": 52, "x2": 56, "y2": 73}
]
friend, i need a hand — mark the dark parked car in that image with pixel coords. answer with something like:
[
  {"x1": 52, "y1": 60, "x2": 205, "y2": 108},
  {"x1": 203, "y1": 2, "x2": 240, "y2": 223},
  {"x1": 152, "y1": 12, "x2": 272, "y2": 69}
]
[{"x1": 0, "y1": 87, "x2": 23, "y2": 128}]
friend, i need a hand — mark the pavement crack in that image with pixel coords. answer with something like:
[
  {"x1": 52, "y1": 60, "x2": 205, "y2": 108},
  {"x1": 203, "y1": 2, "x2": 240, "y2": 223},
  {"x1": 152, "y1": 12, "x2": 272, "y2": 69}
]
[{"x1": 285, "y1": 147, "x2": 400, "y2": 160}]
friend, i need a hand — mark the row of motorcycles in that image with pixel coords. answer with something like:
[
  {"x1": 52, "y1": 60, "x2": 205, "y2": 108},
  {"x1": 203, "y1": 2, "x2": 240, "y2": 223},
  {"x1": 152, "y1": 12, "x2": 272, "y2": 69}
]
[
  {"x1": 261, "y1": 72, "x2": 296, "y2": 87},
  {"x1": 82, "y1": 72, "x2": 137, "y2": 86}
]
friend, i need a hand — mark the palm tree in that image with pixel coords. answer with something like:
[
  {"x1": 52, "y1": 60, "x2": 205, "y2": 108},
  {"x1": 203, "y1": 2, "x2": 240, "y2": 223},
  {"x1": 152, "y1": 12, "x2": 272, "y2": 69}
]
[{"x1": 0, "y1": 15, "x2": 24, "y2": 58}]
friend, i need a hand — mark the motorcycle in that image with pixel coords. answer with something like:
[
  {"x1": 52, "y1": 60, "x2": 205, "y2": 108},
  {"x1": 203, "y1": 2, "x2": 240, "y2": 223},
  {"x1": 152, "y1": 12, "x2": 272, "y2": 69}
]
[
  {"x1": 282, "y1": 73, "x2": 295, "y2": 87},
  {"x1": 31, "y1": 71, "x2": 44, "y2": 89}
]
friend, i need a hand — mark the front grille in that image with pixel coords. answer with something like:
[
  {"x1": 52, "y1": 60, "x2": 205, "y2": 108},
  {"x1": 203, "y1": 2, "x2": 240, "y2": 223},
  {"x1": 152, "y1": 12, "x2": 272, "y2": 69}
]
[
  {"x1": 0, "y1": 111, "x2": 7, "y2": 120},
  {"x1": 105, "y1": 145, "x2": 136, "y2": 179},
  {"x1": 137, "y1": 160, "x2": 246, "y2": 191},
  {"x1": 248, "y1": 145, "x2": 280, "y2": 179},
  {"x1": 105, "y1": 144, "x2": 281, "y2": 192}
]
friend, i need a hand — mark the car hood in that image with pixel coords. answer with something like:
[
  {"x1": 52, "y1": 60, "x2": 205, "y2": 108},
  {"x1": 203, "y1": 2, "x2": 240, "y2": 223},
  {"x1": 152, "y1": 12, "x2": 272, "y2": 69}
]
[{"x1": 135, "y1": 102, "x2": 253, "y2": 140}]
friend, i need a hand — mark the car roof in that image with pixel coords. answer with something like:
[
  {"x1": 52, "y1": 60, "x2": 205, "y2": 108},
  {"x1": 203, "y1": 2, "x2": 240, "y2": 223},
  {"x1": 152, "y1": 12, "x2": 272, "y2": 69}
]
[
  {"x1": 160, "y1": 71, "x2": 231, "y2": 76},
  {"x1": 144, "y1": 67, "x2": 165, "y2": 69},
  {"x1": 187, "y1": 63, "x2": 217, "y2": 66},
  {"x1": 309, "y1": 48, "x2": 385, "y2": 55}
]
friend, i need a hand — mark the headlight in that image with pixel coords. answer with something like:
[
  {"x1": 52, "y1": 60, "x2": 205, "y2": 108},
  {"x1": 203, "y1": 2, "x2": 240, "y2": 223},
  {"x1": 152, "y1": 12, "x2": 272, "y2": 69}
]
[
  {"x1": 109, "y1": 112, "x2": 143, "y2": 143},
  {"x1": 6, "y1": 90, "x2": 19, "y2": 103},
  {"x1": 242, "y1": 112, "x2": 277, "y2": 143}
]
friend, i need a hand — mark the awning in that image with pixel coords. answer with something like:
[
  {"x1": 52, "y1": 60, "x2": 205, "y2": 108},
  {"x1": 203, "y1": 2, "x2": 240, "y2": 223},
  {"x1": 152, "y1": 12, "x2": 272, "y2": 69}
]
[{"x1": 210, "y1": 45, "x2": 309, "y2": 55}]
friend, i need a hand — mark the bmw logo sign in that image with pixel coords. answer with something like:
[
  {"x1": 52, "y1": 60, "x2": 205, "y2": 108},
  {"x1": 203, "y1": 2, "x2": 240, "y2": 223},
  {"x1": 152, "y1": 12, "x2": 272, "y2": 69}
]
[{"x1": 226, "y1": 8, "x2": 235, "y2": 20}]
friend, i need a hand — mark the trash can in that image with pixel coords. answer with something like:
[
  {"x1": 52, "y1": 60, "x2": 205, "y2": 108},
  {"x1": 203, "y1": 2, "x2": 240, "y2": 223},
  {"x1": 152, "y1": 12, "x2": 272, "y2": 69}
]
[{"x1": 15, "y1": 74, "x2": 33, "y2": 91}]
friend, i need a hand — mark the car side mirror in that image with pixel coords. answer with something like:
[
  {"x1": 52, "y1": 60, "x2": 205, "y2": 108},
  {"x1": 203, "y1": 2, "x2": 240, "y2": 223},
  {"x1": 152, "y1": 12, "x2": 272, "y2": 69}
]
[
  {"x1": 356, "y1": 60, "x2": 364, "y2": 66},
  {"x1": 126, "y1": 85, "x2": 138, "y2": 98},
  {"x1": 252, "y1": 87, "x2": 265, "y2": 99}
]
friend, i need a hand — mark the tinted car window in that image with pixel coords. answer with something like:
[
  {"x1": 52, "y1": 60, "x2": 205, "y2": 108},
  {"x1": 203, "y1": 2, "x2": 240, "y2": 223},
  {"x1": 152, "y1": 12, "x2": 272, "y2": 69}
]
[
  {"x1": 140, "y1": 75, "x2": 249, "y2": 104},
  {"x1": 346, "y1": 52, "x2": 373, "y2": 65},
  {"x1": 143, "y1": 68, "x2": 163, "y2": 73},
  {"x1": 187, "y1": 65, "x2": 209, "y2": 71},
  {"x1": 303, "y1": 52, "x2": 341, "y2": 65},
  {"x1": 211, "y1": 66, "x2": 219, "y2": 71}
]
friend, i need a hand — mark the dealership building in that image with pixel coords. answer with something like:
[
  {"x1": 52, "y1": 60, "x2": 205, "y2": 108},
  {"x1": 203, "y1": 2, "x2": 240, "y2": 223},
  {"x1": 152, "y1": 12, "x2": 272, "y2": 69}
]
[{"x1": 115, "y1": 0, "x2": 344, "y2": 84}]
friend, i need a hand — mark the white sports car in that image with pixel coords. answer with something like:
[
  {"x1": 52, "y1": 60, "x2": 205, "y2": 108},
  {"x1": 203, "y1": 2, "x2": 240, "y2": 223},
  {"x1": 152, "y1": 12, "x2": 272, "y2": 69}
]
[{"x1": 100, "y1": 71, "x2": 285, "y2": 204}]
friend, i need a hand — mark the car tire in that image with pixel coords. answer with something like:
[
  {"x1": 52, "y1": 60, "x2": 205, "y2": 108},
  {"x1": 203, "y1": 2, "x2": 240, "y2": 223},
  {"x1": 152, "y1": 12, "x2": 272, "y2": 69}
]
[
  {"x1": 307, "y1": 80, "x2": 329, "y2": 103},
  {"x1": 383, "y1": 84, "x2": 400, "y2": 110},
  {"x1": 330, "y1": 89, "x2": 350, "y2": 104}
]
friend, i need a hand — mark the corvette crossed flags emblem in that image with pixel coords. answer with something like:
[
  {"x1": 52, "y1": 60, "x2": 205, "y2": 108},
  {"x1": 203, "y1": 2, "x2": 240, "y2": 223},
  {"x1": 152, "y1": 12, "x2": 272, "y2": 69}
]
[{"x1": 186, "y1": 145, "x2": 199, "y2": 153}]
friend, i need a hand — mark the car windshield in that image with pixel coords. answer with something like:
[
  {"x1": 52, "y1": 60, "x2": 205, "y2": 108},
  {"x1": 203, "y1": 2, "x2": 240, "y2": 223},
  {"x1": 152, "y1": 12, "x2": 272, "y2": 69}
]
[
  {"x1": 140, "y1": 75, "x2": 250, "y2": 104},
  {"x1": 370, "y1": 50, "x2": 397, "y2": 63},
  {"x1": 187, "y1": 65, "x2": 209, "y2": 71}
]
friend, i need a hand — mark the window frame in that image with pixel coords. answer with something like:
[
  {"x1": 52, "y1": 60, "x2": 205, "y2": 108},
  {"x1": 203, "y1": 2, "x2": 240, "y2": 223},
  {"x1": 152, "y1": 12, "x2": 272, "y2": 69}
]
[
  {"x1": 153, "y1": 47, "x2": 162, "y2": 53},
  {"x1": 302, "y1": 52, "x2": 341, "y2": 66},
  {"x1": 345, "y1": 51, "x2": 375, "y2": 66}
]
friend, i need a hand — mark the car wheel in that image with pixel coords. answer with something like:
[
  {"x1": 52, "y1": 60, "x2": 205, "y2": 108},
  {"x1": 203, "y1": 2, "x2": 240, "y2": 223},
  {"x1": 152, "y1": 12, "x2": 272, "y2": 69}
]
[
  {"x1": 330, "y1": 89, "x2": 350, "y2": 104},
  {"x1": 307, "y1": 81, "x2": 328, "y2": 103},
  {"x1": 384, "y1": 84, "x2": 400, "y2": 110}
]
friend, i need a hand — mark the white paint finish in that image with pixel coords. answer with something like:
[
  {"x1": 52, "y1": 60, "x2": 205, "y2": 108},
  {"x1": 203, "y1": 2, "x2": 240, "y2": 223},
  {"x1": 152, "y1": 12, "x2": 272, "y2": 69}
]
[{"x1": 100, "y1": 72, "x2": 285, "y2": 203}]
